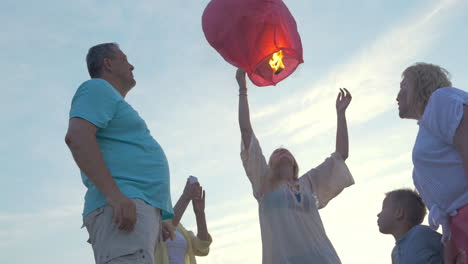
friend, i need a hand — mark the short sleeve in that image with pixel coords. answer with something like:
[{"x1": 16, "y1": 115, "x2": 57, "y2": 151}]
[
  {"x1": 240, "y1": 133, "x2": 271, "y2": 199},
  {"x1": 420, "y1": 88, "x2": 468, "y2": 145},
  {"x1": 300, "y1": 152, "x2": 354, "y2": 209},
  {"x1": 69, "y1": 79, "x2": 122, "y2": 128}
]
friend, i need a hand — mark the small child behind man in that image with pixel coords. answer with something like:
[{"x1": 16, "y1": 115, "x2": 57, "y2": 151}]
[{"x1": 377, "y1": 188, "x2": 443, "y2": 264}]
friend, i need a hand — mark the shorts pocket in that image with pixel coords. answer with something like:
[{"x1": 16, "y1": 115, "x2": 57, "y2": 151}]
[
  {"x1": 83, "y1": 207, "x2": 105, "y2": 244},
  {"x1": 102, "y1": 248, "x2": 150, "y2": 264}
]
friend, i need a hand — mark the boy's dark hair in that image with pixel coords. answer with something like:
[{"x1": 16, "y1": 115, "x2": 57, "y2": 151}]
[{"x1": 385, "y1": 188, "x2": 426, "y2": 226}]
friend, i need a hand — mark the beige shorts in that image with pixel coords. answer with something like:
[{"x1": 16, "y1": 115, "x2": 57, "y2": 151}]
[{"x1": 83, "y1": 199, "x2": 162, "y2": 264}]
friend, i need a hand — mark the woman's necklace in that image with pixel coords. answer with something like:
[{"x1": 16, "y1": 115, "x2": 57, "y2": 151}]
[
  {"x1": 286, "y1": 180, "x2": 300, "y2": 193},
  {"x1": 286, "y1": 180, "x2": 301, "y2": 202}
]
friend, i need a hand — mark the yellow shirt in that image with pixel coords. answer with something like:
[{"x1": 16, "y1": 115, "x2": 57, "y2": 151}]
[{"x1": 155, "y1": 221, "x2": 212, "y2": 264}]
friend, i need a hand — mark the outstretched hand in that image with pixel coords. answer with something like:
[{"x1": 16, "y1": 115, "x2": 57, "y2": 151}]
[{"x1": 336, "y1": 88, "x2": 352, "y2": 114}]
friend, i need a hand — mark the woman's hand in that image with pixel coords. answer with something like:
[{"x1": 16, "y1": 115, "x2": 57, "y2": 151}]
[
  {"x1": 236, "y1": 68, "x2": 247, "y2": 93},
  {"x1": 336, "y1": 88, "x2": 352, "y2": 114}
]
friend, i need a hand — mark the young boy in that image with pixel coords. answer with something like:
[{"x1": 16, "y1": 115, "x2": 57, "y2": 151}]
[{"x1": 377, "y1": 188, "x2": 443, "y2": 264}]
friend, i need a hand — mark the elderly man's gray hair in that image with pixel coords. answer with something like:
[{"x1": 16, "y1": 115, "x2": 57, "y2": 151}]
[{"x1": 86, "y1": 43, "x2": 119, "y2": 78}]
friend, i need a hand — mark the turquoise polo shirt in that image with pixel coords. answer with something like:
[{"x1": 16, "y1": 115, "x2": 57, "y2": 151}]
[{"x1": 69, "y1": 78, "x2": 173, "y2": 220}]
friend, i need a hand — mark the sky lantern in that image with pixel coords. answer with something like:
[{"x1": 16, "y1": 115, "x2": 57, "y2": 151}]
[{"x1": 202, "y1": 0, "x2": 304, "y2": 87}]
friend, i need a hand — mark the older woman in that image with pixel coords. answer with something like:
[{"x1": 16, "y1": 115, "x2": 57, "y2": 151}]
[
  {"x1": 396, "y1": 62, "x2": 468, "y2": 262},
  {"x1": 236, "y1": 69, "x2": 354, "y2": 264}
]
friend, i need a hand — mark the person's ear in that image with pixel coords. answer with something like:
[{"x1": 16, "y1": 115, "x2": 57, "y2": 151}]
[
  {"x1": 102, "y1": 58, "x2": 113, "y2": 73},
  {"x1": 395, "y1": 207, "x2": 405, "y2": 220}
]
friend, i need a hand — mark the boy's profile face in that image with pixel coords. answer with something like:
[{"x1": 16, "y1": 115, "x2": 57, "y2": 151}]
[{"x1": 377, "y1": 196, "x2": 398, "y2": 234}]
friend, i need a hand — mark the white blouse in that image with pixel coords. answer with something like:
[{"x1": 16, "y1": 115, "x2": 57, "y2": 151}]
[
  {"x1": 413, "y1": 87, "x2": 468, "y2": 241},
  {"x1": 166, "y1": 230, "x2": 187, "y2": 264},
  {"x1": 241, "y1": 133, "x2": 354, "y2": 264}
]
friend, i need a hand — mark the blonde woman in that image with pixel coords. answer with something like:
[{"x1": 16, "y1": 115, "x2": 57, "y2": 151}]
[
  {"x1": 155, "y1": 177, "x2": 212, "y2": 264},
  {"x1": 236, "y1": 69, "x2": 354, "y2": 264},
  {"x1": 396, "y1": 62, "x2": 468, "y2": 263}
]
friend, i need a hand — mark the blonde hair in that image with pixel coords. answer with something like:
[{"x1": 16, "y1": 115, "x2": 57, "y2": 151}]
[
  {"x1": 402, "y1": 62, "x2": 452, "y2": 117},
  {"x1": 268, "y1": 148, "x2": 299, "y2": 187}
]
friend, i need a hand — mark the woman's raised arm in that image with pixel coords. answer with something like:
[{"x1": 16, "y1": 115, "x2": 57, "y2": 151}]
[
  {"x1": 237, "y1": 69, "x2": 254, "y2": 149},
  {"x1": 335, "y1": 88, "x2": 352, "y2": 160}
]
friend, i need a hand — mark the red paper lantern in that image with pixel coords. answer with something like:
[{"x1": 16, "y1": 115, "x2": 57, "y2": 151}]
[{"x1": 202, "y1": 0, "x2": 303, "y2": 87}]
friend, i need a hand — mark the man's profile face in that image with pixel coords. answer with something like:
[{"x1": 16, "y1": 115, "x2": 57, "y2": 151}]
[{"x1": 109, "y1": 47, "x2": 136, "y2": 89}]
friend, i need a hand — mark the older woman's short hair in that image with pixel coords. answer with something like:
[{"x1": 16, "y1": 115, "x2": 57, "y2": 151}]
[
  {"x1": 402, "y1": 62, "x2": 452, "y2": 117},
  {"x1": 86, "y1": 43, "x2": 119, "y2": 78}
]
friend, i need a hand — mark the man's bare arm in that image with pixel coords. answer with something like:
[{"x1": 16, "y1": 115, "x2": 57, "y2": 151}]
[{"x1": 65, "y1": 117, "x2": 136, "y2": 232}]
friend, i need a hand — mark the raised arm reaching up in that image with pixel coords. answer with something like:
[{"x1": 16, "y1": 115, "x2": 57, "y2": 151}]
[
  {"x1": 335, "y1": 88, "x2": 352, "y2": 160},
  {"x1": 237, "y1": 69, "x2": 254, "y2": 149}
]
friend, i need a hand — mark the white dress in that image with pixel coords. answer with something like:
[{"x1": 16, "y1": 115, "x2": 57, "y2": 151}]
[{"x1": 241, "y1": 133, "x2": 354, "y2": 264}]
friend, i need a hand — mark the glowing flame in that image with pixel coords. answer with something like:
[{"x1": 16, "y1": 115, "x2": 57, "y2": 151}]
[{"x1": 269, "y1": 50, "x2": 285, "y2": 75}]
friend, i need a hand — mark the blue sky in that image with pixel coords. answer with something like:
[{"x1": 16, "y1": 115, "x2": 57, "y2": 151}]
[{"x1": 1, "y1": 0, "x2": 468, "y2": 263}]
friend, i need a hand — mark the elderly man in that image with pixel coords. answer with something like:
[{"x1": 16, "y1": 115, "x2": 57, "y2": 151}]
[{"x1": 65, "y1": 43, "x2": 173, "y2": 263}]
